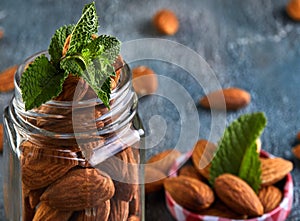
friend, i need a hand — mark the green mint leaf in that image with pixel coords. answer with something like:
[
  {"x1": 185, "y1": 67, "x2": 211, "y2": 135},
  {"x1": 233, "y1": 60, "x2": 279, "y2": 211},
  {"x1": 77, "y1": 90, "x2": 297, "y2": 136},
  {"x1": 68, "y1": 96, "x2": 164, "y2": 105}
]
[
  {"x1": 209, "y1": 112, "x2": 267, "y2": 191},
  {"x1": 67, "y1": 2, "x2": 98, "y2": 55},
  {"x1": 238, "y1": 142, "x2": 262, "y2": 193},
  {"x1": 20, "y1": 55, "x2": 68, "y2": 110},
  {"x1": 48, "y1": 24, "x2": 74, "y2": 65}
]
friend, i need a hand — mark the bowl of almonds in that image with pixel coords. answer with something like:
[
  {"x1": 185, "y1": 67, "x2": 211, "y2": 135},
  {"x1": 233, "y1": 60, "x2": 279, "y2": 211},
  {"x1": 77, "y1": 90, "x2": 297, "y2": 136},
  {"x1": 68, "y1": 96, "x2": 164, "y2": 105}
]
[{"x1": 164, "y1": 113, "x2": 294, "y2": 221}]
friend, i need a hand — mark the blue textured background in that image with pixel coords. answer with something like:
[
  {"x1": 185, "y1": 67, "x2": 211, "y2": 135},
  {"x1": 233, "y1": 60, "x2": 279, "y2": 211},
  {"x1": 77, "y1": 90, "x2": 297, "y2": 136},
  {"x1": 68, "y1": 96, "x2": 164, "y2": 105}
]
[{"x1": 0, "y1": 0, "x2": 300, "y2": 220}]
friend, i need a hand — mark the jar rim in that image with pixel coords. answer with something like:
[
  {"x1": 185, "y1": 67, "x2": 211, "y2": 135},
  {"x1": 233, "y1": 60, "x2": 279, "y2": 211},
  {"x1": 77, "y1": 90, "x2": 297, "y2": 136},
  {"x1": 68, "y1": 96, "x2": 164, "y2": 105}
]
[{"x1": 14, "y1": 50, "x2": 132, "y2": 109}]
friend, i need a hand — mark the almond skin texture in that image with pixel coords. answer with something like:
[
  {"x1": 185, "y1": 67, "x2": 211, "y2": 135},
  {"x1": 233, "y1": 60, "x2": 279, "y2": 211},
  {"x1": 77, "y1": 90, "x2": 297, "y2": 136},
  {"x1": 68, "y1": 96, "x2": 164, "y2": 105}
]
[
  {"x1": 178, "y1": 165, "x2": 206, "y2": 182},
  {"x1": 153, "y1": 9, "x2": 179, "y2": 35},
  {"x1": 0, "y1": 65, "x2": 18, "y2": 92},
  {"x1": 287, "y1": 0, "x2": 300, "y2": 21},
  {"x1": 40, "y1": 168, "x2": 115, "y2": 211},
  {"x1": 33, "y1": 202, "x2": 73, "y2": 221},
  {"x1": 132, "y1": 66, "x2": 158, "y2": 96},
  {"x1": 145, "y1": 166, "x2": 166, "y2": 194},
  {"x1": 191, "y1": 140, "x2": 216, "y2": 180},
  {"x1": 200, "y1": 87, "x2": 251, "y2": 110},
  {"x1": 164, "y1": 176, "x2": 214, "y2": 212},
  {"x1": 292, "y1": 144, "x2": 300, "y2": 159},
  {"x1": 258, "y1": 185, "x2": 282, "y2": 213},
  {"x1": 147, "y1": 149, "x2": 181, "y2": 174},
  {"x1": 214, "y1": 174, "x2": 264, "y2": 216},
  {"x1": 260, "y1": 157, "x2": 293, "y2": 186}
]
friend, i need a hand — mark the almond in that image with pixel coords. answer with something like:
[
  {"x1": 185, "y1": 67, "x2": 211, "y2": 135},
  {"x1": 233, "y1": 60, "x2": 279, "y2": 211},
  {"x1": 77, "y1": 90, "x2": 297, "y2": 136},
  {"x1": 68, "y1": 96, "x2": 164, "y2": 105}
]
[
  {"x1": 40, "y1": 168, "x2": 115, "y2": 211},
  {"x1": 200, "y1": 87, "x2": 251, "y2": 110},
  {"x1": 98, "y1": 147, "x2": 138, "y2": 201},
  {"x1": 145, "y1": 166, "x2": 166, "y2": 194},
  {"x1": 260, "y1": 157, "x2": 293, "y2": 186},
  {"x1": 292, "y1": 144, "x2": 300, "y2": 159},
  {"x1": 0, "y1": 28, "x2": 4, "y2": 39},
  {"x1": 0, "y1": 65, "x2": 18, "y2": 92},
  {"x1": 146, "y1": 149, "x2": 181, "y2": 174},
  {"x1": 197, "y1": 200, "x2": 248, "y2": 219},
  {"x1": 214, "y1": 173, "x2": 264, "y2": 216},
  {"x1": 178, "y1": 165, "x2": 206, "y2": 182},
  {"x1": 70, "y1": 201, "x2": 110, "y2": 221},
  {"x1": 287, "y1": 0, "x2": 300, "y2": 21},
  {"x1": 132, "y1": 66, "x2": 158, "y2": 96},
  {"x1": 28, "y1": 188, "x2": 45, "y2": 209},
  {"x1": 33, "y1": 202, "x2": 73, "y2": 221},
  {"x1": 153, "y1": 9, "x2": 179, "y2": 35},
  {"x1": 164, "y1": 176, "x2": 214, "y2": 212},
  {"x1": 191, "y1": 140, "x2": 216, "y2": 180},
  {"x1": 258, "y1": 185, "x2": 282, "y2": 213}
]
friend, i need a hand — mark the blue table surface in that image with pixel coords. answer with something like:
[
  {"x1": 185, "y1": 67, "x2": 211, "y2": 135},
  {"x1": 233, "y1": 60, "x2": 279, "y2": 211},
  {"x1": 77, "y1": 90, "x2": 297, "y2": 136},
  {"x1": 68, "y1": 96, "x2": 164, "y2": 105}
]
[{"x1": 0, "y1": 0, "x2": 300, "y2": 220}]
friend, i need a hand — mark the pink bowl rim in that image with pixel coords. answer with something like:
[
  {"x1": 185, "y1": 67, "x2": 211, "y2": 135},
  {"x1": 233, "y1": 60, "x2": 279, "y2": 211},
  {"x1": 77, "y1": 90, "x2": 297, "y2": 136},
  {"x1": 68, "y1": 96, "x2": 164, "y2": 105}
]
[{"x1": 165, "y1": 150, "x2": 294, "y2": 221}]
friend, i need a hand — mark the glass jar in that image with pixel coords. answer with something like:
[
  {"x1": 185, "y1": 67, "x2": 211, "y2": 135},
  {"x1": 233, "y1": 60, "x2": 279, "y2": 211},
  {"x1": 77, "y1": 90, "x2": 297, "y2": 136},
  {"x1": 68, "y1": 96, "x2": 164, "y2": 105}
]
[{"x1": 3, "y1": 51, "x2": 144, "y2": 221}]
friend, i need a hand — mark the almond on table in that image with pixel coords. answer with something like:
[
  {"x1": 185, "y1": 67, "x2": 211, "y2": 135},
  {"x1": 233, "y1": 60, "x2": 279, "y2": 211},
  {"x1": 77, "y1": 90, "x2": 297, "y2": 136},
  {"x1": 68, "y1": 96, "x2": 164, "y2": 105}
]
[
  {"x1": 0, "y1": 65, "x2": 18, "y2": 92},
  {"x1": 292, "y1": 144, "x2": 300, "y2": 159},
  {"x1": 287, "y1": 0, "x2": 300, "y2": 21},
  {"x1": 152, "y1": 9, "x2": 179, "y2": 35},
  {"x1": 132, "y1": 65, "x2": 158, "y2": 96},
  {"x1": 200, "y1": 87, "x2": 251, "y2": 110}
]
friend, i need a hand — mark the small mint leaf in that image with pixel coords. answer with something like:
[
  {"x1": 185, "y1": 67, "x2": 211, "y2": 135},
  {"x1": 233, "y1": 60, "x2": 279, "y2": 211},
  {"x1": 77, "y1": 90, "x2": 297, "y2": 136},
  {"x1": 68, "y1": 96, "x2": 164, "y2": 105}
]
[
  {"x1": 209, "y1": 112, "x2": 267, "y2": 191},
  {"x1": 67, "y1": 2, "x2": 98, "y2": 55},
  {"x1": 20, "y1": 55, "x2": 68, "y2": 110},
  {"x1": 238, "y1": 142, "x2": 262, "y2": 193},
  {"x1": 48, "y1": 24, "x2": 74, "y2": 65}
]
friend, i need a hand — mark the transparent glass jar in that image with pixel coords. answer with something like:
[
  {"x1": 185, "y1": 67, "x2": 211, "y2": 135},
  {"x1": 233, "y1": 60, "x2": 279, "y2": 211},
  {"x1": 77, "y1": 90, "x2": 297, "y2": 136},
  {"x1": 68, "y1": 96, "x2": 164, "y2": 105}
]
[{"x1": 3, "y1": 51, "x2": 144, "y2": 221}]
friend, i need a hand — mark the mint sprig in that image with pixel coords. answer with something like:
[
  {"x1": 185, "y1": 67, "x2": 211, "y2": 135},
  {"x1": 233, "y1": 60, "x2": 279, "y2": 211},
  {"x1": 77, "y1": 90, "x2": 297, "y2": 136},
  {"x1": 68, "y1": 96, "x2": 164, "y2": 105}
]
[
  {"x1": 20, "y1": 2, "x2": 120, "y2": 110},
  {"x1": 209, "y1": 112, "x2": 267, "y2": 193}
]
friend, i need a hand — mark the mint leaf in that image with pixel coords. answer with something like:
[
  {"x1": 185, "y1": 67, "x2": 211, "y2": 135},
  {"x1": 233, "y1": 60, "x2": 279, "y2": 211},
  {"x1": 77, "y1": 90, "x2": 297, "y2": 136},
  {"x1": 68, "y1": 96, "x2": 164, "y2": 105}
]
[
  {"x1": 48, "y1": 24, "x2": 74, "y2": 65},
  {"x1": 238, "y1": 142, "x2": 262, "y2": 193},
  {"x1": 209, "y1": 112, "x2": 267, "y2": 191},
  {"x1": 67, "y1": 2, "x2": 98, "y2": 55},
  {"x1": 20, "y1": 55, "x2": 68, "y2": 110}
]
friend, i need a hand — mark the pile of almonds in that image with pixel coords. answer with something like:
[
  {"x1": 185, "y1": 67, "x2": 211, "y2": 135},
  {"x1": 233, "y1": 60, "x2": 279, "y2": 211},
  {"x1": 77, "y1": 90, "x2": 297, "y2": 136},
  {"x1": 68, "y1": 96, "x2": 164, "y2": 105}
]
[{"x1": 146, "y1": 139, "x2": 293, "y2": 219}]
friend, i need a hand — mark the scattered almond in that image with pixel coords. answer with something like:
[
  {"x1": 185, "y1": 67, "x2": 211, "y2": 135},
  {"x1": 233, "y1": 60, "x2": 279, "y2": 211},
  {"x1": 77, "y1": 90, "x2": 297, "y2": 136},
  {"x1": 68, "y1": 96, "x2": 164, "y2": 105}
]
[
  {"x1": 0, "y1": 28, "x2": 4, "y2": 39},
  {"x1": 164, "y1": 176, "x2": 214, "y2": 212},
  {"x1": 292, "y1": 144, "x2": 300, "y2": 159},
  {"x1": 287, "y1": 0, "x2": 300, "y2": 21},
  {"x1": 146, "y1": 149, "x2": 181, "y2": 174},
  {"x1": 178, "y1": 165, "x2": 206, "y2": 182},
  {"x1": 191, "y1": 139, "x2": 216, "y2": 180},
  {"x1": 258, "y1": 185, "x2": 282, "y2": 213},
  {"x1": 214, "y1": 173, "x2": 264, "y2": 216},
  {"x1": 153, "y1": 9, "x2": 179, "y2": 35},
  {"x1": 0, "y1": 65, "x2": 18, "y2": 92},
  {"x1": 32, "y1": 202, "x2": 72, "y2": 221},
  {"x1": 260, "y1": 157, "x2": 293, "y2": 186},
  {"x1": 200, "y1": 87, "x2": 251, "y2": 110},
  {"x1": 132, "y1": 66, "x2": 158, "y2": 96},
  {"x1": 145, "y1": 166, "x2": 166, "y2": 194}
]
